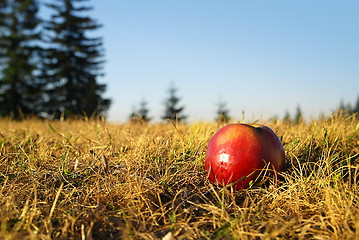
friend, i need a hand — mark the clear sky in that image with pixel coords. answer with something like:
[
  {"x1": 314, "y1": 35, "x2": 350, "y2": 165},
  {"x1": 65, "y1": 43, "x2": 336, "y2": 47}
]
[{"x1": 90, "y1": 0, "x2": 358, "y2": 122}]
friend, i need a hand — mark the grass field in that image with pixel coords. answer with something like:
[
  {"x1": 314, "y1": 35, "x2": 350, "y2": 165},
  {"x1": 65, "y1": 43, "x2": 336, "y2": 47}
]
[{"x1": 0, "y1": 114, "x2": 358, "y2": 239}]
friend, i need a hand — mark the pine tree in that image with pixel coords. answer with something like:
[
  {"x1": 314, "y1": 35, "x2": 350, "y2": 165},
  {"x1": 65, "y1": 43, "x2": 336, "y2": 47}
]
[
  {"x1": 162, "y1": 84, "x2": 186, "y2": 123},
  {"x1": 0, "y1": 0, "x2": 42, "y2": 118},
  {"x1": 294, "y1": 105, "x2": 303, "y2": 124},
  {"x1": 42, "y1": 0, "x2": 110, "y2": 119},
  {"x1": 0, "y1": 0, "x2": 6, "y2": 24},
  {"x1": 338, "y1": 99, "x2": 346, "y2": 112},
  {"x1": 215, "y1": 99, "x2": 230, "y2": 123},
  {"x1": 353, "y1": 96, "x2": 359, "y2": 115},
  {"x1": 129, "y1": 99, "x2": 151, "y2": 123},
  {"x1": 283, "y1": 110, "x2": 291, "y2": 124},
  {"x1": 337, "y1": 99, "x2": 352, "y2": 116},
  {"x1": 137, "y1": 99, "x2": 151, "y2": 122}
]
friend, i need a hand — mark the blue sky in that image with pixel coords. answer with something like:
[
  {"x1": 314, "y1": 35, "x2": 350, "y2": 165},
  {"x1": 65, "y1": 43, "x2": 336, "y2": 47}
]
[{"x1": 90, "y1": 0, "x2": 358, "y2": 122}]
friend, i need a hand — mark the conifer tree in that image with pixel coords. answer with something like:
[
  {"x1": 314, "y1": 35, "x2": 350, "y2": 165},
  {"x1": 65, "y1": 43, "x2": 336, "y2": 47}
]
[
  {"x1": 0, "y1": 0, "x2": 6, "y2": 26},
  {"x1": 0, "y1": 0, "x2": 42, "y2": 118},
  {"x1": 215, "y1": 99, "x2": 230, "y2": 123},
  {"x1": 353, "y1": 96, "x2": 359, "y2": 114},
  {"x1": 338, "y1": 99, "x2": 346, "y2": 112},
  {"x1": 337, "y1": 99, "x2": 352, "y2": 115},
  {"x1": 294, "y1": 105, "x2": 303, "y2": 124},
  {"x1": 162, "y1": 84, "x2": 186, "y2": 123},
  {"x1": 129, "y1": 99, "x2": 151, "y2": 123},
  {"x1": 42, "y1": 0, "x2": 110, "y2": 118},
  {"x1": 283, "y1": 110, "x2": 291, "y2": 124}
]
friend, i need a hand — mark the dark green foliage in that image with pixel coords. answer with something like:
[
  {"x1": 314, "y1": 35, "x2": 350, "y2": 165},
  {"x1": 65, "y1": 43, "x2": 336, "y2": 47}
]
[
  {"x1": 283, "y1": 106, "x2": 303, "y2": 124},
  {"x1": 0, "y1": 0, "x2": 6, "y2": 22},
  {"x1": 162, "y1": 84, "x2": 186, "y2": 123},
  {"x1": 0, "y1": 0, "x2": 110, "y2": 119},
  {"x1": 129, "y1": 99, "x2": 151, "y2": 123},
  {"x1": 354, "y1": 96, "x2": 359, "y2": 114},
  {"x1": 336, "y1": 97, "x2": 359, "y2": 117},
  {"x1": 41, "y1": 0, "x2": 110, "y2": 119},
  {"x1": 294, "y1": 105, "x2": 303, "y2": 124},
  {"x1": 338, "y1": 99, "x2": 352, "y2": 115},
  {"x1": 215, "y1": 99, "x2": 230, "y2": 123},
  {"x1": 0, "y1": 0, "x2": 42, "y2": 118},
  {"x1": 283, "y1": 110, "x2": 291, "y2": 124}
]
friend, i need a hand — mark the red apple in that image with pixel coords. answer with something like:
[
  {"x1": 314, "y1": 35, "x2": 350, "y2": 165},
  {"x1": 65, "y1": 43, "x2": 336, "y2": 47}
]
[{"x1": 205, "y1": 123, "x2": 285, "y2": 190}]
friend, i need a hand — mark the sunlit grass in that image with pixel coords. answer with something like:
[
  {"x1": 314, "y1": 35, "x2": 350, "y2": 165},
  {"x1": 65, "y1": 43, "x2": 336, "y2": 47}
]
[{"x1": 0, "y1": 114, "x2": 358, "y2": 239}]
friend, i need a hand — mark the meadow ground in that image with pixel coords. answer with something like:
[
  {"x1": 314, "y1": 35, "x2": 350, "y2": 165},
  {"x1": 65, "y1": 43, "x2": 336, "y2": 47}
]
[{"x1": 0, "y1": 114, "x2": 358, "y2": 239}]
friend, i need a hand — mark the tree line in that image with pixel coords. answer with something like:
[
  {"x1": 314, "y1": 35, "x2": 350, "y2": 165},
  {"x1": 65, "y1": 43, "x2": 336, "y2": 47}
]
[
  {"x1": 337, "y1": 98, "x2": 359, "y2": 116},
  {"x1": 130, "y1": 83, "x2": 359, "y2": 124},
  {"x1": 1, "y1": 1, "x2": 357, "y2": 123},
  {"x1": 129, "y1": 83, "x2": 232, "y2": 124},
  {"x1": 129, "y1": 84, "x2": 187, "y2": 124},
  {"x1": 0, "y1": 0, "x2": 110, "y2": 119}
]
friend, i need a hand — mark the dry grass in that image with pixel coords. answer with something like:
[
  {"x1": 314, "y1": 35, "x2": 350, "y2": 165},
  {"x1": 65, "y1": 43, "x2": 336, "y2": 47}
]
[{"x1": 0, "y1": 114, "x2": 358, "y2": 239}]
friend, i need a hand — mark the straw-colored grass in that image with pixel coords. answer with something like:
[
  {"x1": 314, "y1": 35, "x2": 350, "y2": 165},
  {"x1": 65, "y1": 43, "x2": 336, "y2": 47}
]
[{"x1": 0, "y1": 114, "x2": 358, "y2": 239}]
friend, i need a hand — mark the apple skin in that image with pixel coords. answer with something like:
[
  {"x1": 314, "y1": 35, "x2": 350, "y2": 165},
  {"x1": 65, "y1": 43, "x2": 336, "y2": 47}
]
[{"x1": 205, "y1": 123, "x2": 285, "y2": 190}]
